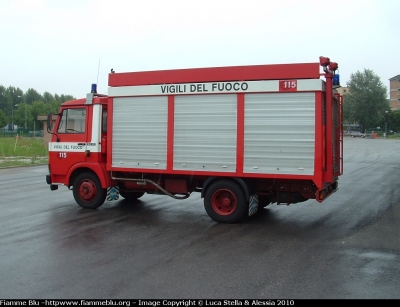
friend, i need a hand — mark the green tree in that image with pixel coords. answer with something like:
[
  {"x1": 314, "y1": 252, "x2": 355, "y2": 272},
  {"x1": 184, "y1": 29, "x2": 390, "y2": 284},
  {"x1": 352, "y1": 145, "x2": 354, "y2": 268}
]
[
  {"x1": 0, "y1": 109, "x2": 8, "y2": 128},
  {"x1": 0, "y1": 85, "x2": 9, "y2": 115},
  {"x1": 43, "y1": 92, "x2": 55, "y2": 104},
  {"x1": 48, "y1": 100, "x2": 62, "y2": 114},
  {"x1": 344, "y1": 69, "x2": 389, "y2": 131},
  {"x1": 30, "y1": 101, "x2": 51, "y2": 130},
  {"x1": 4, "y1": 86, "x2": 24, "y2": 119},
  {"x1": 385, "y1": 110, "x2": 400, "y2": 133},
  {"x1": 0, "y1": 84, "x2": 76, "y2": 125},
  {"x1": 13, "y1": 102, "x2": 30, "y2": 129},
  {"x1": 25, "y1": 88, "x2": 42, "y2": 106},
  {"x1": 0, "y1": 86, "x2": 11, "y2": 129},
  {"x1": 59, "y1": 94, "x2": 75, "y2": 103}
]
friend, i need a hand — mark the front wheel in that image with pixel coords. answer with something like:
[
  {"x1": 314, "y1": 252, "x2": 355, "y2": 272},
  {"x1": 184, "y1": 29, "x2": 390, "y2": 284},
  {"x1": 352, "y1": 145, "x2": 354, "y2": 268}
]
[
  {"x1": 204, "y1": 180, "x2": 247, "y2": 223},
  {"x1": 73, "y1": 172, "x2": 106, "y2": 209}
]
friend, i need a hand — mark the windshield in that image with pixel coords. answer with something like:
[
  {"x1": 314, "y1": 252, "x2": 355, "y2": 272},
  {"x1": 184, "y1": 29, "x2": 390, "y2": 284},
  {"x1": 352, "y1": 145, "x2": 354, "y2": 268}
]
[{"x1": 57, "y1": 108, "x2": 86, "y2": 134}]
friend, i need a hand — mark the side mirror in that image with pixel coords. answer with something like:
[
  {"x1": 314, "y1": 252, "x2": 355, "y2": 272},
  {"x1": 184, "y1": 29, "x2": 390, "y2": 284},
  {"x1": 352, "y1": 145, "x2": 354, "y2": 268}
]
[
  {"x1": 47, "y1": 113, "x2": 60, "y2": 142},
  {"x1": 47, "y1": 114, "x2": 53, "y2": 133}
]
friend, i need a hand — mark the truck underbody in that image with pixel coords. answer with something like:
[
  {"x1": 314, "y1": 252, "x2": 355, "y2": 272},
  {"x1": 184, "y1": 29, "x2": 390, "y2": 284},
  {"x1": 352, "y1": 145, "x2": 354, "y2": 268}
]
[{"x1": 112, "y1": 171, "x2": 337, "y2": 204}]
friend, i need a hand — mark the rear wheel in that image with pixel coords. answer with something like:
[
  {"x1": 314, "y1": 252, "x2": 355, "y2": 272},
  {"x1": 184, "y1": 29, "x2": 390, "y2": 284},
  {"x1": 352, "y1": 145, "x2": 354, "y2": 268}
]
[
  {"x1": 204, "y1": 180, "x2": 247, "y2": 223},
  {"x1": 73, "y1": 172, "x2": 106, "y2": 209},
  {"x1": 119, "y1": 190, "x2": 145, "y2": 201}
]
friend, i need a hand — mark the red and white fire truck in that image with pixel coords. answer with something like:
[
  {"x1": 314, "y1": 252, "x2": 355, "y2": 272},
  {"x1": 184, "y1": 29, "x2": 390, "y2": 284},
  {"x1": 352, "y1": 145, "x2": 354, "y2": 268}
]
[{"x1": 46, "y1": 56, "x2": 343, "y2": 223}]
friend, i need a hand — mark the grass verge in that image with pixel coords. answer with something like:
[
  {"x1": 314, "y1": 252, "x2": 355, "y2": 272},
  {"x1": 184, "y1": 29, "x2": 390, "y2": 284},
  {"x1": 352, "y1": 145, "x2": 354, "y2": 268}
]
[{"x1": 0, "y1": 137, "x2": 48, "y2": 168}]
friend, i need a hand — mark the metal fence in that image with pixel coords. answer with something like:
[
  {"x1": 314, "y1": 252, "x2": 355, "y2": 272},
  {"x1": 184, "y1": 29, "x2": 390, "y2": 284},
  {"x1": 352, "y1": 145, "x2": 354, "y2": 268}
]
[{"x1": 0, "y1": 128, "x2": 44, "y2": 138}]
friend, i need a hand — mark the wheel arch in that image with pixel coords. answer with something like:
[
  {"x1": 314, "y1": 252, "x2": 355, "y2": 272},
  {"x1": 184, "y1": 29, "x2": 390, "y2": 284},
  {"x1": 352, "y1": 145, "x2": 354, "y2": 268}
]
[
  {"x1": 201, "y1": 177, "x2": 252, "y2": 201},
  {"x1": 66, "y1": 163, "x2": 115, "y2": 188}
]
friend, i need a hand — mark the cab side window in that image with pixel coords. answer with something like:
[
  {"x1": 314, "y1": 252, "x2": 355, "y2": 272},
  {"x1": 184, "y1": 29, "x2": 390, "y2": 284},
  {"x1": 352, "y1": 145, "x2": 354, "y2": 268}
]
[
  {"x1": 58, "y1": 108, "x2": 86, "y2": 134},
  {"x1": 102, "y1": 109, "x2": 107, "y2": 133}
]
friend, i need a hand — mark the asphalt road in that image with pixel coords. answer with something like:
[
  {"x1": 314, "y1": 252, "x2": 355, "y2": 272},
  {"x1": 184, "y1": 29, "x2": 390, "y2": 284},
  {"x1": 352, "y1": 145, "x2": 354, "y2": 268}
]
[{"x1": 0, "y1": 138, "x2": 400, "y2": 299}]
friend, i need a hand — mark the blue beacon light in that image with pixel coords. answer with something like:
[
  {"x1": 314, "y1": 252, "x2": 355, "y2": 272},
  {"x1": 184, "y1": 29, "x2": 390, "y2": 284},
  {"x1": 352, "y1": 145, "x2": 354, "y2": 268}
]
[
  {"x1": 333, "y1": 74, "x2": 340, "y2": 86},
  {"x1": 91, "y1": 84, "x2": 97, "y2": 93}
]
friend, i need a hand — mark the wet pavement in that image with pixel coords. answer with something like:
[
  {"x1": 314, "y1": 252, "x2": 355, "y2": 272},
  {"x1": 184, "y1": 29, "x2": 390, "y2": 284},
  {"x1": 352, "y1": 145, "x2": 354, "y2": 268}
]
[{"x1": 0, "y1": 138, "x2": 400, "y2": 299}]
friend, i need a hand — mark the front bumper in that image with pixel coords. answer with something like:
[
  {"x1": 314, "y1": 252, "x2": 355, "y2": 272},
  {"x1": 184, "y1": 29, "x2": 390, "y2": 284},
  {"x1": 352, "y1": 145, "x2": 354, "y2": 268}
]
[{"x1": 46, "y1": 174, "x2": 58, "y2": 191}]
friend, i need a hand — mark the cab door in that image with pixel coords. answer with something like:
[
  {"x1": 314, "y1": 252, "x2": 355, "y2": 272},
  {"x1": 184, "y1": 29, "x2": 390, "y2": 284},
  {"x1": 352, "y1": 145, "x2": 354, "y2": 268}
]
[{"x1": 49, "y1": 107, "x2": 89, "y2": 181}]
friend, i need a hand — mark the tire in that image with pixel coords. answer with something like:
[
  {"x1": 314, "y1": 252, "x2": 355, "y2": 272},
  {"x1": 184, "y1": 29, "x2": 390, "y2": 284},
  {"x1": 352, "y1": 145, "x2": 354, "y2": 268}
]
[
  {"x1": 73, "y1": 172, "x2": 106, "y2": 209},
  {"x1": 119, "y1": 190, "x2": 145, "y2": 201},
  {"x1": 204, "y1": 180, "x2": 248, "y2": 223}
]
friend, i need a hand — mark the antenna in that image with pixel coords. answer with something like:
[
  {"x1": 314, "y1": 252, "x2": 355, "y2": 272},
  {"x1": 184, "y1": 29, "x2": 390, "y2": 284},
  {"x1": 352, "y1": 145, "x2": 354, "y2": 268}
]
[{"x1": 97, "y1": 59, "x2": 100, "y2": 85}]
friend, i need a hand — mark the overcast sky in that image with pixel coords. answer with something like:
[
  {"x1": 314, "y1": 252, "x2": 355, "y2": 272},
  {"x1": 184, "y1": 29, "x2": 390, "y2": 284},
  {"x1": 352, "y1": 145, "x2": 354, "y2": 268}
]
[{"x1": 1, "y1": 0, "x2": 399, "y2": 98}]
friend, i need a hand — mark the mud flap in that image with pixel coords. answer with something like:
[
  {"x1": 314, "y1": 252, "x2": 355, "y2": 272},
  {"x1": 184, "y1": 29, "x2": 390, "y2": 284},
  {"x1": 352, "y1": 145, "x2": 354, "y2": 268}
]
[
  {"x1": 248, "y1": 194, "x2": 258, "y2": 216},
  {"x1": 107, "y1": 186, "x2": 120, "y2": 201}
]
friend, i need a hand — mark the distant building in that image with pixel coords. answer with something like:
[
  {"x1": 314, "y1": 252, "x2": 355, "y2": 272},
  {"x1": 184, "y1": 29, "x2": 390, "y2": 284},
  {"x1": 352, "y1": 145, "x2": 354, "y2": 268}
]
[
  {"x1": 336, "y1": 87, "x2": 349, "y2": 97},
  {"x1": 37, "y1": 115, "x2": 57, "y2": 148},
  {"x1": 389, "y1": 75, "x2": 400, "y2": 110},
  {"x1": 335, "y1": 87, "x2": 349, "y2": 106},
  {"x1": 2, "y1": 124, "x2": 17, "y2": 131}
]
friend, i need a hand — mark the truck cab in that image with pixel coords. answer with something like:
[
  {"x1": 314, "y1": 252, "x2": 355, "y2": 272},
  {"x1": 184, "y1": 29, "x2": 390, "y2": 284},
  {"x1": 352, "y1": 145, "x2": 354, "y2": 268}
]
[{"x1": 46, "y1": 92, "x2": 114, "y2": 207}]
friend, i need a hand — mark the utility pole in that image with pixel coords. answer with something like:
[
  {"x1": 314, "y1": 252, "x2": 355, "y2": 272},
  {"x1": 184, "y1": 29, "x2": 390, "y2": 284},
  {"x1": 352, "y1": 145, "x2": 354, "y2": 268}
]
[
  {"x1": 17, "y1": 95, "x2": 26, "y2": 129},
  {"x1": 11, "y1": 104, "x2": 14, "y2": 131},
  {"x1": 385, "y1": 110, "x2": 389, "y2": 139}
]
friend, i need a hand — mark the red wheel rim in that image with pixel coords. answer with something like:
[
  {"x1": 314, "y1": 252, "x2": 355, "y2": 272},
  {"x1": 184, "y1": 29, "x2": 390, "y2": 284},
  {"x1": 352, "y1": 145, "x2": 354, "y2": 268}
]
[
  {"x1": 78, "y1": 179, "x2": 97, "y2": 202},
  {"x1": 211, "y1": 189, "x2": 237, "y2": 216}
]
